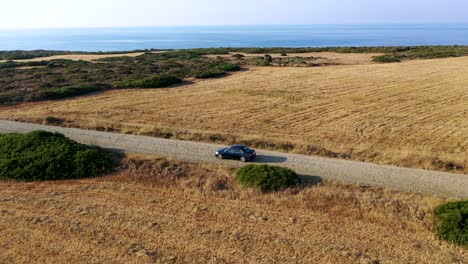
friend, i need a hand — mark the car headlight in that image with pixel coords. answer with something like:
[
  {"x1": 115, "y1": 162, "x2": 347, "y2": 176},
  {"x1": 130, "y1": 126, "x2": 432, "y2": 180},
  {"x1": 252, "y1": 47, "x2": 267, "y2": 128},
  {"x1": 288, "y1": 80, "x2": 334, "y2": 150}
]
[{"x1": 215, "y1": 151, "x2": 219, "y2": 155}]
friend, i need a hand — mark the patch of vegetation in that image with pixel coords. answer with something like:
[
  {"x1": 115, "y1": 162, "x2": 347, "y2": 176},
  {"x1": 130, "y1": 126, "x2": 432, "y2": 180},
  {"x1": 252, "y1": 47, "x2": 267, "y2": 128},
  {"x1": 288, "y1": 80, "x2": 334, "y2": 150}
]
[
  {"x1": 0, "y1": 60, "x2": 49, "y2": 69},
  {"x1": 236, "y1": 164, "x2": 301, "y2": 192},
  {"x1": 114, "y1": 75, "x2": 182, "y2": 88},
  {"x1": 231, "y1": 54, "x2": 245, "y2": 59},
  {"x1": 373, "y1": 55, "x2": 402, "y2": 63},
  {"x1": 217, "y1": 63, "x2": 241, "y2": 72},
  {"x1": 25, "y1": 83, "x2": 111, "y2": 101},
  {"x1": 0, "y1": 131, "x2": 112, "y2": 181},
  {"x1": 0, "y1": 51, "x2": 240, "y2": 105},
  {"x1": 43, "y1": 116, "x2": 65, "y2": 125},
  {"x1": 0, "y1": 50, "x2": 71, "y2": 60},
  {"x1": 434, "y1": 200, "x2": 468, "y2": 246},
  {"x1": 256, "y1": 60, "x2": 271, "y2": 66},
  {"x1": 195, "y1": 70, "x2": 225, "y2": 79}
]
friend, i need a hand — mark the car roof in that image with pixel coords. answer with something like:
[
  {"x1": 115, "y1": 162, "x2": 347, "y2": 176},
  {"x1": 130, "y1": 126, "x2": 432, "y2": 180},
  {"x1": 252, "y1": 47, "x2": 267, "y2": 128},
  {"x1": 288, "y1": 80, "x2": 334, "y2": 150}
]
[{"x1": 230, "y1": 144, "x2": 248, "y2": 148}]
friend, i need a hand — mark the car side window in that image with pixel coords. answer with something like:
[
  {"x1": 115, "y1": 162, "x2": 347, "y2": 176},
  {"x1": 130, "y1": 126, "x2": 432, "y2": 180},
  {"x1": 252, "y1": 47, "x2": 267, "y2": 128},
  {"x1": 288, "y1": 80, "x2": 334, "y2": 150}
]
[{"x1": 231, "y1": 148, "x2": 242, "y2": 154}]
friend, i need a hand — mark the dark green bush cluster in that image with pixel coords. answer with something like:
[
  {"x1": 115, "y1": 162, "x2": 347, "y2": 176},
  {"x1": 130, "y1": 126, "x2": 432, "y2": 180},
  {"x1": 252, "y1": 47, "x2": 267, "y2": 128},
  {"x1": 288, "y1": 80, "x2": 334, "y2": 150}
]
[
  {"x1": 373, "y1": 55, "x2": 402, "y2": 63},
  {"x1": 0, "y1": 50, "x2": 70, "y2": 60},
  {"x1": 0, "y1": 131, "x2": 112, "y2": 181},
  {"x1": 114, "y1": 75, "x2": 182, "y2": 88},
  {"x1": 236, "y1": 164, "x2": 301, "y2": 192},
  {"x1": 434, "y1": 200, "x2": 468, "y2": 246},
  {"x1": 0, "y1": 60, "x2": 49, "y2": 69},
  {"x1": 217, "y1": 63, "x2": 241, "y2": 72},
  {"x1": 195, "y1": 70, "x2": 225, "y2": 79},
  {"x1": 25, "y1": 83, "x2": 111, "y2": 101},
  {"x1": 232, "y1": 54, "x2": 245, "y2": 59},
  {"x1": 43, "y1": 116, "x2": 65, "y2": 125}
]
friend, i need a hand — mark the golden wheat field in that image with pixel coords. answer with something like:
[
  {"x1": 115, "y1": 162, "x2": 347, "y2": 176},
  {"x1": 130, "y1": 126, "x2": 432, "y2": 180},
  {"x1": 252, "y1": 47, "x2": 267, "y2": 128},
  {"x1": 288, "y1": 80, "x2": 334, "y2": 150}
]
[
  {"x1": 1, "y1": 56, "x2": 468, "y2": 173},
  {"x1": 0, "y1": 155, "x2": 465, "y2": 263}
]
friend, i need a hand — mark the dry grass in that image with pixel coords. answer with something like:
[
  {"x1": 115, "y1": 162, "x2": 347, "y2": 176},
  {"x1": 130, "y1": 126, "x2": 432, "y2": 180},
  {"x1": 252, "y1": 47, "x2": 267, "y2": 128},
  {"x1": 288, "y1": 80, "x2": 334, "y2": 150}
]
[
  {"x1": 205, "y1": 51, "x2": 384, "y2": 65},
  {"x1": 0, "y1": 154, "x2": 466, "y2": 263},
  {"x1": 1, "y1": 57, "x2": 468, "y2": 173}
]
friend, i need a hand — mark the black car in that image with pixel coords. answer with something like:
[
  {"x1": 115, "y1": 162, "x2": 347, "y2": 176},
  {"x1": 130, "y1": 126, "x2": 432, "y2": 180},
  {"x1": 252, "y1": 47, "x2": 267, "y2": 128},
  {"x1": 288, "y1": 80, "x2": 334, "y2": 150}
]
[{"x1": 215, "y1": 145, "x2": 256, "y2": 162}]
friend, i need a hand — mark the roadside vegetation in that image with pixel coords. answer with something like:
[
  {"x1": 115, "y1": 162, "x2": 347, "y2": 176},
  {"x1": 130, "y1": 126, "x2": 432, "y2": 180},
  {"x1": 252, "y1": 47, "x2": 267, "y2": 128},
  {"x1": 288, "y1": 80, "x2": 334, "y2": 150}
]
[
  {"x1": 236, "y1": 164, "x2": 301, "y2": 192},
  {"x1": 0, "y1": 131, "x2": 112, "y2": 181},
  {"x1": 435, "y1": 200, "x2": 468, "y2": 246}
]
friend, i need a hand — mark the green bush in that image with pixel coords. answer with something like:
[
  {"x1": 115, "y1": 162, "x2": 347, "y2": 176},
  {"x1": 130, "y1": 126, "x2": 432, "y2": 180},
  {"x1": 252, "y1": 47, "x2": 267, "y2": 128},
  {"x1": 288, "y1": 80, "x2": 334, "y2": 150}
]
[
  {"x1": 217, "y1": 63, "x2": 241, "y2": 72},
  {"x1": 44, "y1": 116, "x2": 65, "y2": 125},
  {"x1": 195, "y1": 70, "x2": 225, "y2": 79},
  {"x1": 256, "y1": 60, "x2": 271, "y2": 66},
  {"x1": 434, "y1": 200, "x2": 468, "y2": 246},
  {"x1": 0, "y1": 131, "x2": 112, "y2": 181},
  {"x1": 236, "y1": 164, "x2": 301, "y2": 192},
  {"x1": 372, "y1": 55, "x2": 402, "y2": 63},
  {"x1": 25, "y1": 83, "x2": 111, "y2": 101},
  {"x1": 232, "y1": 54, "x2": 245, "y2": 59},
  {"x1": 114, "y1": 75, "x2": 182, "y2": 88}
]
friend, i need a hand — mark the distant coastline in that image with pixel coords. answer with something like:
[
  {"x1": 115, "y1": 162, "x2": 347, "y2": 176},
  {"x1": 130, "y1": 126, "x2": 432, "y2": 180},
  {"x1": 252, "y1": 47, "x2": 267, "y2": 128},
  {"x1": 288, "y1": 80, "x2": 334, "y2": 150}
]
[{"x1": 1, "y1": 24, "x2": 468, "y2": 52}]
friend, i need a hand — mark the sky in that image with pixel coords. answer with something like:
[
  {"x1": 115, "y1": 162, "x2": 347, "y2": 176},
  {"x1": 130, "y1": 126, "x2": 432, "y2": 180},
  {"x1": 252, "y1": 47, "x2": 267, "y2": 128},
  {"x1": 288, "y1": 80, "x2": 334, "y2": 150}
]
[{"x1": 1, "y1": 0, "x2": 467, "y2": 29}]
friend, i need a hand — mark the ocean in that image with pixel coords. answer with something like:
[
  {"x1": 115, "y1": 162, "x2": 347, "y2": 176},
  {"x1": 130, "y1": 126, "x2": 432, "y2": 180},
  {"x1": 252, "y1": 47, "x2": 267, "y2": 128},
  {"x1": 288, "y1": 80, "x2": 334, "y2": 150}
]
[{"x1": 1, "y1": 24, "x2": 468, "y2": 52}]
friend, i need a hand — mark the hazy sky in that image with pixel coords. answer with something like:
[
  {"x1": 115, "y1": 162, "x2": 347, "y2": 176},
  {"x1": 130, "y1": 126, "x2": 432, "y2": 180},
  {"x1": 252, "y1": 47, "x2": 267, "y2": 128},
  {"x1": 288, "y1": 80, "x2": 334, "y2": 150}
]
[{"x1": 1, "y1": 0, "x2": 467, "y2": 29}]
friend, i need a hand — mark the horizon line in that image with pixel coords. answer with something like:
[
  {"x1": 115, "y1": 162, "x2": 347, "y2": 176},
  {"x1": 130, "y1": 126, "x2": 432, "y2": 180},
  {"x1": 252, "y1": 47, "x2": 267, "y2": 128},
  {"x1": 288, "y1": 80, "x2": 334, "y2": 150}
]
[{"x1": 1, "y1": 22, "x2": 468, "y2": 31}]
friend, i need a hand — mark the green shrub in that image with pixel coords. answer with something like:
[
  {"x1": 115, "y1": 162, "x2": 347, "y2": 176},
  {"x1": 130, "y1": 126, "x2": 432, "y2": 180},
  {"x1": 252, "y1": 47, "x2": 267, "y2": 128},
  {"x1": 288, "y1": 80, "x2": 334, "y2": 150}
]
[
  {"x1": 0, "y1": 131, "x2": 112, "y2": 181},
  {"x1": 373, "y1": 55, "x2": 402, "y2": 63},
  {"x1": 236, "y1": 164, "x2": 301, "y2": 192},
  {"x1": 114, "y1": 75, "x2": 182, "y2": 88},
  {"x1": 43, "y1": 116, "x2": 65, "y2": 125},
  {"x1": 25, "y1": 83, "x2": 111, "y2": 101},
  {"x1": 256, "y1": 60, "x2": 271, "y2": 66},
  {"x1": 264, "y1": 54, "x2": 273, "y2": 62},
  {"x1": 217, "y1": 63, "x2": 241, "y2": 72},
  {"x1": 232, "y1": 54, "x2": 245, "y2": 59},
  {"x1": 195, "y1": 70, "x2": 225, "y2": 79},
  {"x1": 434, "y1": 200, "x2": 468, "y2": 246}
]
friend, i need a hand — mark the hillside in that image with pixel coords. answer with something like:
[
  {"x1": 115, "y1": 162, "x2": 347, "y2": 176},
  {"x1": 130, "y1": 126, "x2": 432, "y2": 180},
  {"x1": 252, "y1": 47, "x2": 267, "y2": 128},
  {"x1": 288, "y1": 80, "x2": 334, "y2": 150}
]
[{"x1": 2, "y1": 56, "x2": 467, "y2": 173}]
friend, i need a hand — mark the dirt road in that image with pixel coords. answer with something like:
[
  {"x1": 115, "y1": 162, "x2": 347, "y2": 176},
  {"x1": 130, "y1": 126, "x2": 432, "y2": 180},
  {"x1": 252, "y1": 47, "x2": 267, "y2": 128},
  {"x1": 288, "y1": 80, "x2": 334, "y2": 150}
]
[{"x1": 1, "y1": 120, "x2": 467, "y2": 198}]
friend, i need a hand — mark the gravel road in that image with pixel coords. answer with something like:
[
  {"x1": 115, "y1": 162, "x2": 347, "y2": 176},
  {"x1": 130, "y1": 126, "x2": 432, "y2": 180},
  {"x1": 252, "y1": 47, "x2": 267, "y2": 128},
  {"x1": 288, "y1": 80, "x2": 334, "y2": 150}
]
[{"x1": 1, "y1": 120, "x2": 467, "y2": 198}]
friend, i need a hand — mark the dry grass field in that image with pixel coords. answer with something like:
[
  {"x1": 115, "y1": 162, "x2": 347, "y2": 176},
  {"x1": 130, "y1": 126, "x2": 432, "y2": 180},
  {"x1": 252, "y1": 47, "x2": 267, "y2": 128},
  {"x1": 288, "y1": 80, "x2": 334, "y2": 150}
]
[
  {"x1": 1, "y1": 56, "x2": 468, "y2": 173},
  {"x1": 0, "y1": 155, "x2": 466, "y2": 263},
  {"x1": 205, "y1": 51, "x2": 384, "y2": 65}
]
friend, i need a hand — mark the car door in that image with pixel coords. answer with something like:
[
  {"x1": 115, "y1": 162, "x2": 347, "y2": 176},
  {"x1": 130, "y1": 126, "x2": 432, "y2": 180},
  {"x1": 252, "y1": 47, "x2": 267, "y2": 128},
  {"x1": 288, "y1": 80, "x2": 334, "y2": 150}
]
[
  {"x1": 230, "y1": 147, "x2": 243, "y2": 159},
  {"x1": 224, "y1": 148, "x2": 235, "y2": 159}
]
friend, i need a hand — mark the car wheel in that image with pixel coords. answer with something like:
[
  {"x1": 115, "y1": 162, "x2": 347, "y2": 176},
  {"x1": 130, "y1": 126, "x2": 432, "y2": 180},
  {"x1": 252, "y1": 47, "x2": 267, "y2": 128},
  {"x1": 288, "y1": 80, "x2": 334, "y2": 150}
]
[
  {"x1": 240, "y1": 156, "x2": 247, "y2": 162},
  {"x1": 217, "y1": 154, "x2": 223, "y2": 159}
]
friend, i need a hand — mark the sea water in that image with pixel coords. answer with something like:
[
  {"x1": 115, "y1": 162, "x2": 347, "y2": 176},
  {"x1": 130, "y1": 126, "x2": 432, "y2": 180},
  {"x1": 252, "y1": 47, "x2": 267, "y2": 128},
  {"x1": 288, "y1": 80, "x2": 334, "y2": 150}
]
[{"x1": 1, "y1": 24, "x2": 468, "y2": 51}]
